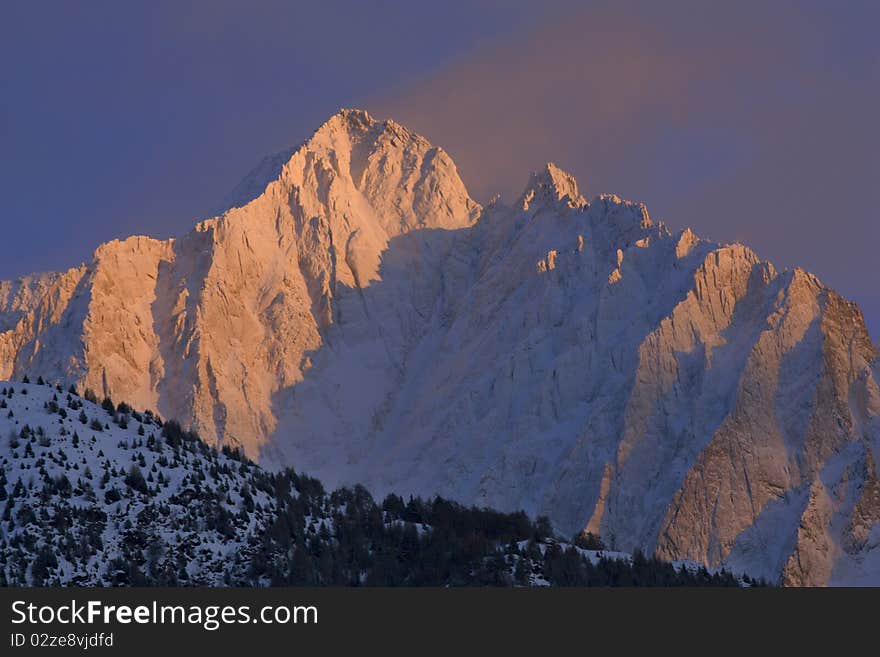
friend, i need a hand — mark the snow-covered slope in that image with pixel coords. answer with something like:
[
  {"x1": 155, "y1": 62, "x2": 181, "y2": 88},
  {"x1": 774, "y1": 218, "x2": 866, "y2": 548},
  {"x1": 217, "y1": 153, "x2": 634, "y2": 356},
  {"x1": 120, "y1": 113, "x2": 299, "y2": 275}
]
[
  {"x1": 1, "y1": 109, "x2": 878, "y2": 585},
  {"x1": 0, "y1": 380, "x2": 275, "y2": 585},
  {"x1": 3, "y1": 380, "x2": 743, "y2": 587}
]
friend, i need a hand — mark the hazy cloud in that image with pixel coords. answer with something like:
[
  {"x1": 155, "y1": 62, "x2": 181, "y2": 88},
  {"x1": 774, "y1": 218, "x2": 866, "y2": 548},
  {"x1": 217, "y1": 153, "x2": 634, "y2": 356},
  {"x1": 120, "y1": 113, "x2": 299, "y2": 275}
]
[{"x1": 373, "y1": 0, "x2": 880, "y2": 335}]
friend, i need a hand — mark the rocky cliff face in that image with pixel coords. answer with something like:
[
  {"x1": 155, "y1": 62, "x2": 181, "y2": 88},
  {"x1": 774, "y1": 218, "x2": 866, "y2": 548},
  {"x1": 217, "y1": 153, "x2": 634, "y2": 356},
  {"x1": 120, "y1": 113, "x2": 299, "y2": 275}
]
[{"x1": 1, "y1": 109, "x2": 877, "y2": 584}]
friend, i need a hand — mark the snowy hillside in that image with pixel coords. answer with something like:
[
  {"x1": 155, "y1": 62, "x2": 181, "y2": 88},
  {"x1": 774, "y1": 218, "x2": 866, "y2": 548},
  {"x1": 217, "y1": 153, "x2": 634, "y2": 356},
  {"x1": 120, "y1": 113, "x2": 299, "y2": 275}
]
[
  {"x1": 1, "y1": 109, "x2": 878, "y2": 585},
  {"x1": 0, "y1": 379, "x2": 274, "y2": 585},
  {"x1": 1, "y1": 379, "x2": 747, "y2": 586}
]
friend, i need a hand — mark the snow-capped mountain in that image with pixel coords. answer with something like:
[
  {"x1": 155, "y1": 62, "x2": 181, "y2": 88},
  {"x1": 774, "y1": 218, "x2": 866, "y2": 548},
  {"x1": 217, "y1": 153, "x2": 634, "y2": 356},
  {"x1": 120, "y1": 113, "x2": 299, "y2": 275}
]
[{"x1": 1, "y1": 109, "x2": 878, "y2": 585}]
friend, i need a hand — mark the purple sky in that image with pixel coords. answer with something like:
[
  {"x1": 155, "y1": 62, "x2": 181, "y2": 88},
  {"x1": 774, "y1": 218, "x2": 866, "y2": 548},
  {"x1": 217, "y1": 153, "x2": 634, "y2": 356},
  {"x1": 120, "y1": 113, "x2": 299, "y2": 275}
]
[{"x1": 2, "y1": 1, "x2": 878, "y2": 338}]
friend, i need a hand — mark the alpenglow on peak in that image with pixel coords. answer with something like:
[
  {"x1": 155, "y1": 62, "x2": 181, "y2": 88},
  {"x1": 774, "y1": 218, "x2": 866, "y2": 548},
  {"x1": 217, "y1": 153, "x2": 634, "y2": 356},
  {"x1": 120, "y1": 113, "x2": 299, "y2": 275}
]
[{"x1": 519, "y1": 162, "x2": 586, "y2": 210}]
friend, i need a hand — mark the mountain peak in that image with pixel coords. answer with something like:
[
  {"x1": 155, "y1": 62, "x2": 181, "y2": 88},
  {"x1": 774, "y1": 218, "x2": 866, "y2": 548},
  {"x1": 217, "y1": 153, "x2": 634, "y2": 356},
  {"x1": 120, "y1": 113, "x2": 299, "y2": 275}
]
[
  {"x1": 518, "y1": 162, "x2": 585, "y2": 211},
  {"x1": 312, "y1": 108, "x2": 422, "y2": 146},
  {"x1": 318, "y1": 107, "x2": 377, "y2": 135},
  {"x1": 338, "y1": 107, "x2": 374, "y2": 121},
  {"x1": 217, "y1": 109, "x2": 430, "y2": 215}
]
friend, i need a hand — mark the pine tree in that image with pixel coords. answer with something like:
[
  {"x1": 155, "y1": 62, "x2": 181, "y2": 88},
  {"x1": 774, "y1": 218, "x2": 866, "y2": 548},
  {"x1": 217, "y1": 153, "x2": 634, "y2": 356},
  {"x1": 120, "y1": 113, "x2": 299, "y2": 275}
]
[{"x1": 125, "y1": 465, "x2": 148, "y2": 494}]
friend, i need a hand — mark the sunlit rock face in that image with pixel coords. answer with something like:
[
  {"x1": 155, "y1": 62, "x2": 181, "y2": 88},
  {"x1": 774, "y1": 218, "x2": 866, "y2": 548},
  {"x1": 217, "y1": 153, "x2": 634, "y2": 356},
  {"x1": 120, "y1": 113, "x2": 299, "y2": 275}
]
[{"x1": 2, "y1": 109, "x2": 878, "y2": 584}]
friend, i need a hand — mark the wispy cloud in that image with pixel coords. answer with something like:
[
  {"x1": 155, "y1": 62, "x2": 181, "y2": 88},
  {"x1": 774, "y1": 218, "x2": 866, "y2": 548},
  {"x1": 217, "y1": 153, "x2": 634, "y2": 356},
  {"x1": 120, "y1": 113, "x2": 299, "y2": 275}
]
[{"x1": 373, "y1": 0, "x2": 880, "y2": 335}]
